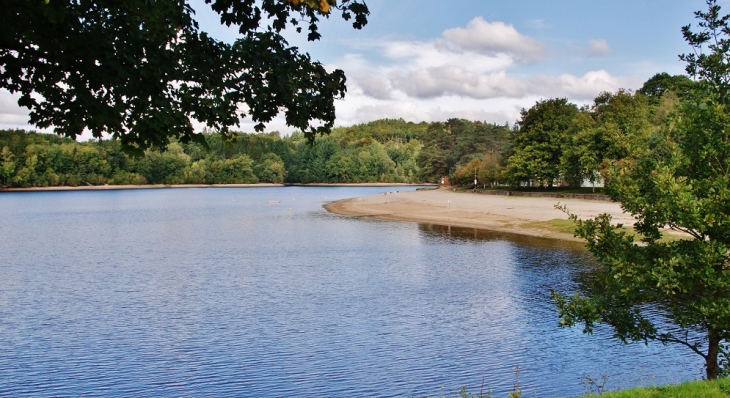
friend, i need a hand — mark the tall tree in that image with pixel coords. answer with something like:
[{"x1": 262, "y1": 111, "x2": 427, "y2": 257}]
[
  {"x1": 1, "y1": 0, "x2": 369, "y2": 155},
  {"x1": 554, "y1": 0, "x2": 730, "y2": 379},
  {"x1": 561, "y1": 90, "x2": 652, "y2": 187},
  {"x1": 417, "y1": 122, "x2": 455, "y2": 182},
  {"x1": 639, "y1": 72, "x2": 697, "y2": 105},
  {"x1": 505, "y1": 98, "x2": 578, "y2": 187}
]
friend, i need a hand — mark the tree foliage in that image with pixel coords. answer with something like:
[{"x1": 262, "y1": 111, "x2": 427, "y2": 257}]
[
  {"x1": 0, "y1": 0, "x2": 369, "y2": 155},
  {"x1": 639, "y1": 72, "x2": 697, "y2": 105},
  {"x1": 505, "y1": 98, "x2": 578, "y2": 187},
  {"x1": 289, "y1": 119, "x2": 425, "y2": 183},
  {"x1": 554, "y1": 0, "x2": 730, "y2": 379},
  {"x1": 0, "y1": 118, "x2": 431, "y2": 187},
  {"x1": 416, "y1": 119, "x2": 511, "y2": 183},
  {"x1": 561, "y1": 90, "x2": 653, "y2": 187}
]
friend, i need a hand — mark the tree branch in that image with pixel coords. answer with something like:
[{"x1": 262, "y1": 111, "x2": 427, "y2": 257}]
[
  {"x1": 667, "y1": 222, "x2": 703, "y2": 239},
  {"x1": 658, "y1": 331, "x2": 707, "y2": 359}
]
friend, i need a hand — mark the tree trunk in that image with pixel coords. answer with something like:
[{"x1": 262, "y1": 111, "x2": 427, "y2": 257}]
[{"x1": 706, "y1": 329, "x2": 721, "y2": 380}]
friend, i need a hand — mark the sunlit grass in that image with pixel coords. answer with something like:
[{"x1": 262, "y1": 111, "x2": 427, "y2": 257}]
[
  {"x1": 523, "y1": 218, "x2": 578, "y2": 234},
  {"x1": 524, "y1": 219, "x2": 689, "y2": 243},
  {"x1": 444, "y1": 378, "x2": 730, "y2": 397},
  {"x1": 589, "y1": 377, "x2": 730, "y2": 397},
  {"x1": 465, "y1": 186, "x2": 607, "y2": 195}
]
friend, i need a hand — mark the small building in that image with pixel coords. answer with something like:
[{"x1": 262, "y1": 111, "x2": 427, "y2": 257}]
[
  {"x1": 439, "y1": 176, "x2": 451, "y2": 187},
  {"x1": 581, "y1": 177, "x2": 604, "y2": 189}
]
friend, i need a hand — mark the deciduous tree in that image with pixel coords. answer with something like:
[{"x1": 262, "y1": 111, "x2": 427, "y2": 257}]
[
  {"x1": 1, "y1": 0, "x2": 369, "y2": 155},
  {"x1": 554, "y1": 0, "x2": 730, "y2": 379},
  {"x1": 639, "y1": 72, "x2": 697, "y2": 105},
  {"x1": 560, "y1": 90, "x2": 652, "y2": 187},
  {"x1": 505, "y1": 98, "x2": 578, "y2": 187}
]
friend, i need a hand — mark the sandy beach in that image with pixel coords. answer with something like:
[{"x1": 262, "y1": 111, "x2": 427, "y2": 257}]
[{"x1": 325, "y1": 188, "x2": 638, "y2": 242}]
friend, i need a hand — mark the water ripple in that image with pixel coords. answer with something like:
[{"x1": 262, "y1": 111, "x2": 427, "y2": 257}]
[{"x1": 0, "y1": 187, "x2": 699, "y2": 397}]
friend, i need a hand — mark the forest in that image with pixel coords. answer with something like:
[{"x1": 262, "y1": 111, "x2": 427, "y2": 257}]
[
  {"x1": 0, "y1": 73, "x2": 692, "y2": 189},
  {"x1": 0, "y1": 119, "x2": 429, "y2": 187}
]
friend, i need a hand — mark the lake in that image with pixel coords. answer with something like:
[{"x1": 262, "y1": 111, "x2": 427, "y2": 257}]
[{"x1": 0, "y1": 186, "x2": 699, "y2": 397}]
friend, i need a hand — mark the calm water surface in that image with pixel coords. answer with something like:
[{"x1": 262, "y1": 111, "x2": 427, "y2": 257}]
[{"x1": 0, "y1": 187, "x2": 699, "y2": 397}]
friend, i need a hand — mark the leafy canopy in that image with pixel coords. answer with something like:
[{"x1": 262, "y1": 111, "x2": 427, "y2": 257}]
[
  {"x1": 0, "y1": 0, "x2": 369, "y2": 155},
  {"x1": 554, "y1": 0, "x2": 730, "y2": 380},
  {"x1": 505, "y1": 98, "x2": 578, "y2": 187}
]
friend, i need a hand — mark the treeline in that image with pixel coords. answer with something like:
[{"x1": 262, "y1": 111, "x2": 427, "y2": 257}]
[
  {"x1": 417, "y1": 119, "x2": 511, "y2": 186},
  {"x1": 287, "y1": 119, "x2": 427, "y2": 183},
  {"x1": 0, "y1": 72, "x2": 694, "y2": 188},
  {"x1": 0, "y1": 131, "x2": 284, "y2": 187},
  {"x1": 502, "y1": 72, "x2": 695, "y2": 188},
  {"x1": 419, "y1": 72, "x2": 695, "y2": 188},
  {"x1": 0, "y1": 119, "x2": 431, "y2": 187}
]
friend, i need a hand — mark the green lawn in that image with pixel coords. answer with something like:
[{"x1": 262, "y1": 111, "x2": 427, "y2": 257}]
[
  {"x1": 524, "y1": 218, "x2": 688, "y2": 243},
  {"x1": 590, "y1": 377, "x2": 730, "y2": 397},
  {"x1": 460, "y1": 186, "x2": 607, "y2": 195},
  {"x1": 445, "y1": 378, "x2": 730, "y2": 397}
]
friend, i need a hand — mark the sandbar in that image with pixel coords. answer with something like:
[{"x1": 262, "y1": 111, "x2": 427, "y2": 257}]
[{"x1": 325, "y1": 188, "x2": 637, "y2": 242}]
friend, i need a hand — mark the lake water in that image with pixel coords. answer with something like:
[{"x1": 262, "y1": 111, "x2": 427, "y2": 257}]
[{"x1": 0, "y1": 186, "x2": 699, "y2": 397}]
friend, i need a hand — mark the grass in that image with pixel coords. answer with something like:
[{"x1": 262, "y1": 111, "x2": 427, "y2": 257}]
[
  {"x1": 523, "y1": 219, "x2": 689, "y2": 243},
  {"x1": 442, "y1": 378, "x2": 730, "y2": 398},
  {"x1": 524, "y1": 218, "x2": 578, "y2": 235},
  {"x1": 589, "y1": 377, "x2": 730, "y2": 397},
  {"x1": 458, "y1": 186, "x2": 607, "y2": 195}
]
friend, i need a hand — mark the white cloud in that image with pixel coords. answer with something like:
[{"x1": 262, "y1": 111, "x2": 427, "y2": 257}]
[
  {"x1": 419, "y1": 106, "x2": 521, "y2": 126},
  {"x1": 572, "y1": 39, "x2": 612, "y2": 57},
  {"x1": 353, "y1": 102, "x2": 431, "y2": 122},
  {"x1": 587, "y1": 39, "x2": 611, "y2": 56},
  {"x1": 0, "y1": 89, "x2": 39, "y2": 131},
  {"x1": 328, "y1": 53, "x2": 370, "y2": 74},
  {"x1": 528, "y1": 70, "x2": 640, "y2": 100},
  {"x1": 333, "y1": 20, "x2": 636, "y2": 105},
  {"x1": 353, "y1": 74, "x2": 393, "y2": 100},
  {"x1": 335, "y1": 92, "x2": 526, "y2": 128},
  {"x1": 380, "y1": 40, "x2": 515, "y2": 73},
  {"x1": 442, "y1": 17, "x2": 546, "y2": 62},
  {"x1": 320, "y1": 18, "x2": 644, "y2": 128},
  {"x1": 0, "y1": 90, "x2": 28, "y2": 116},
  {"x1": 0, "y1": 15, "x2": 642, "y2": 138},
  {"x1": 389, "y1": 67, "x2": 526, "y2": 99},
  {"x1": 343, "y1": 98, "x2": 523, "y2": 127}
]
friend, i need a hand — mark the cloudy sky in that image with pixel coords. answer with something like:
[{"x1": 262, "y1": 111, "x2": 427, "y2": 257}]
[{"x1": 0, "y1": 0, "x2": 715, "y2": 137}]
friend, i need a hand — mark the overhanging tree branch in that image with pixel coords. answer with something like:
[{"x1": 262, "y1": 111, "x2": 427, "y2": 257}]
[{"x1": 0, "y1": 0, "x2": 370, "y2": 155}]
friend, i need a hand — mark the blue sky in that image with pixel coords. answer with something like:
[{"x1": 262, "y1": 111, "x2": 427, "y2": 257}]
[{"x1": 0, "y1": 0, "x2": 717, "y2": 136}]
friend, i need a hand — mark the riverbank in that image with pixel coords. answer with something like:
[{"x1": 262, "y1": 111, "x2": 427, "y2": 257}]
[
  {"x1": 0, "y1": 182, "x2": 434, "y2": 192},
  {"x1": 324, "y1": 188, "x2": 637, "y2": 242}
]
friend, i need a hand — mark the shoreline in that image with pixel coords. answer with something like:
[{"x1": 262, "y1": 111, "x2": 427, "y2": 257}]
[
  {"x1": 324, "y1": 188, "x2": 637, "y2": 243},
  {"x1": 0, "y1": 182, "x2": 434, "y2": 193}
]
